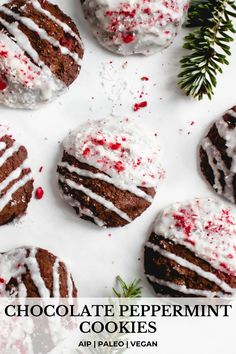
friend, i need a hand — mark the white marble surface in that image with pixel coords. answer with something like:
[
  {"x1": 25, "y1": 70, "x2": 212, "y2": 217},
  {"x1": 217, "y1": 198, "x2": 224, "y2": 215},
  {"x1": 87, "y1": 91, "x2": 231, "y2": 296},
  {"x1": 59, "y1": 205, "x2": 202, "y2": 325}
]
[{"x1": 0, "y1": 0, "x2": 236, "y2": 297}]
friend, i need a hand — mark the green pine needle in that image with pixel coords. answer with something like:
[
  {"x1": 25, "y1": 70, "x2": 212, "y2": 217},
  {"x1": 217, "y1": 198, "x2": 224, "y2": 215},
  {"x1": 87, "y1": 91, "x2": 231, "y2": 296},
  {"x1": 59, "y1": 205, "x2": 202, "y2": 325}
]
[
  {"x1": 112, "y1": 276, "x2": 142, "y2": 298},
  {"x1": 178, "y1": 0, "x2": 236, "y2": 100}
]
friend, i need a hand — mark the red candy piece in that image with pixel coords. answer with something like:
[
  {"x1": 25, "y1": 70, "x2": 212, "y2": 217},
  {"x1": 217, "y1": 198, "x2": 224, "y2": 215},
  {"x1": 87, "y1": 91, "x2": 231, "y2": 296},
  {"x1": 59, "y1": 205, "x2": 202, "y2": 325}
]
[
  {"x1": 109, "y1": 142, "x2": 121, "y2": 150},
  {"x1": 114, "y1": 161, "x2": 125, "y2": 172},
  {"x1": 122, "y1": 32, "x2": 135, "y2": 43},
  {"x1": 35, "y1": 187, "x2": 44, "y2": 200},
  {"x1": 60, "y1": 37, "x2": 73, "y2": 51},
  {"x1": 133, "y1": 101, "x2": 147, "y2": 111},
  {"x1": 0, "y1": 79, "x2": 7, "y2": 91},
  {"x1": 0, "y1": 277, "x2": 5, "y2": 283}
]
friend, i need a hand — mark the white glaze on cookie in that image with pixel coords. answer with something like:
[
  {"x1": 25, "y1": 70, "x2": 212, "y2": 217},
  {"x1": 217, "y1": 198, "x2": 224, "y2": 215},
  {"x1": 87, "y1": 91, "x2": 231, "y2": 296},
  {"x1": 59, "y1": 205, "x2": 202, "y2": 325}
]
[
  {"x1": 200, "y1": 108, "x2": 236, "y2": 204},
  {"x1": 146, "y1": 241, "x2": 234, "y2": 294},
  {"x1": 82, "y1": 0, "x2": 189, "y2": 55},
  {"x1": 0, "y1": 0, "x2": 83, "y2": 108},
  {"x1": 146, "y1": 274, "x2": 225, "y2": 297},
  {"x1": 0, "y1": 132, "x2": 33, "y2": 217},
  {"x1": 0, "y1": 247, "x2": 74, "y2": 298},
  {"x1": 60, "y1": 117, "x2": 164, "y2": 225},
  {"x1": 63, "y1": 117, "x2": 163, "y2": 188},
  {"x1": 153, "y1": 198, "x2": 236, "y2": 276}
]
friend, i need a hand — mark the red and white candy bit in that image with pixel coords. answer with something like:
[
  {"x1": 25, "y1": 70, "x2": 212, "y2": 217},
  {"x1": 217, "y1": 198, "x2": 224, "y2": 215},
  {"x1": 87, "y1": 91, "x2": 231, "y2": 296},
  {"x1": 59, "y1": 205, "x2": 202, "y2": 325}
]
[
  {"x1": 35, "y1": 187, "x2": 44, "y2": 200},
  {"x1": 154, "y1": 198, "x2": 236, "y2": 275},
  {"x1": 133, "y1": 101, "x2": 147, "y2": 112},
  {"x1": 63, "y1": 117, "x2": 164, "y2": 189}
]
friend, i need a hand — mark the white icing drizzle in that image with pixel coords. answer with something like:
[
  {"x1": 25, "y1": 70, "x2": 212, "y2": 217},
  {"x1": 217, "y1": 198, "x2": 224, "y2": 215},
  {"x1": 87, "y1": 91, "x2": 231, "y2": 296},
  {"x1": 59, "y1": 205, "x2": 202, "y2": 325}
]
[
  {"x1": 58, "y1": 161, "x2": 153, "y2": 202},
  {"x1": 59, "y1": 187, "x2": 105, "y2": 227},
  {"x1": 146, "y1": 241, "x2": 234, "y2": 294},
  {"x1": 201, "y1": 130, "x2": 236, "y2": 204},
  {"x1": 59, "y1": 175, "x2": 132, "y2": 222},
  {"x1": 25, "y1": 248, "x2": 50, "y2": 298},
  {"x1": 17, "y1": 280, "x2": 27, "y2": 298},
  {"x1": 0, "y1": 172, "x2": 33, "y2": 212},
  {"x1": 30, "y1": 0, "x2": 83, "y2": 48},
  {"x1": 201, "y1": 137, "x2": 236, "y2": 203},
  {"x1": 146, "y1": 274, "x2": 225, "y2": 297},
  {"x1": 0, "y1": 141, "x2": 20, "y2": 168},
  {"x1": 153, "y1": 198, "x2": 236, "y2": 276},
  {"x1": 0, "y1": 141, "x2": 6, "y2": 150},
  {"x1": 52, "y1": 259, "x2": 60, "y2": 298},
  {"x1": 67, "y1": 273, "x2": 73, "y2": 298},
  {"x1": 82, "y1": 0, "x2": 189, "y2": 56},
  {"x1": 0, "y1": 6, "x2": 82, "y2": 66},
  {"x1": 0, "y1": 159, "x2": 30, "y2": 191},
  {"x1": 216, "y1": 110, "x2": 236, "y2": 174}
]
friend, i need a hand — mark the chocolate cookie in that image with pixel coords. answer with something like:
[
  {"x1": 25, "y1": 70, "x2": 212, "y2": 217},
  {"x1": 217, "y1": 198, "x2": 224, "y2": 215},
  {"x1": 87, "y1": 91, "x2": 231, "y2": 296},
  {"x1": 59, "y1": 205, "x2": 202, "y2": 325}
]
[
  {"x1": 200, "y1": 106, "x2": 236, "y2": 204},
  {"x1": 0, "y1": 246, "x2": 77, "y2": 297},
  {"x1": 0, "y1": 130, "x2": 33, "y2": 225},
  {"x1": 144, "y1": 198, "x2": 236, "y2": 297},
  {"x1": 81, "y1": 0, "x2": 188, "y2": 56},
  {"x1": 0, "y1": 0, "x2": 84, "y2": 109},
  {"x1": 57, "y1": 117, "x2": 164, "y2": 227}
]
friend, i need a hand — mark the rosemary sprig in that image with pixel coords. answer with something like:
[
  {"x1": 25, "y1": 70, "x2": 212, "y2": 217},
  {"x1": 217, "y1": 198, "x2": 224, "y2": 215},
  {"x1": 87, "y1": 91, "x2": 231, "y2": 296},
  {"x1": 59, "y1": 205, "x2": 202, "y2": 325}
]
[
  {"x1": 112, "y1": 276, "x2": 142, "y2": 298},
  {"x1": 178, "y1": 0, "x2": 236, "y2": 100}
]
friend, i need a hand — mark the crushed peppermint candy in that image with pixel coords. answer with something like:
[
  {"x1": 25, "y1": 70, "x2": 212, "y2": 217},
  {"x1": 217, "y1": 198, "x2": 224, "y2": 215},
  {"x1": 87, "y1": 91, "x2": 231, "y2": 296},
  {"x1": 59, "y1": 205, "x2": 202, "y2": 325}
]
[
  {"x1": 154, "y1": 198, "x2": 236, "y2": 275},
  {"x1": 133, "y1": 101, "x2": 147, "y2": 111},
  {"x1": 35, "y1": 187, "x2": 44, "y2": 200},
  {"x1": 63, "y1": 117, "x2": 164, "y2": 189}
]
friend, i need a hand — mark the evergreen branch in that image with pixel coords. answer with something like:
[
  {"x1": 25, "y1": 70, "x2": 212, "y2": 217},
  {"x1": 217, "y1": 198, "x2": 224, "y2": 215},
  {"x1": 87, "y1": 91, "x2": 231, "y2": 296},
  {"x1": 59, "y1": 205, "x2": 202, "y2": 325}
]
[
  {"x1": 112, "y1": 276, "x2": 142, "y2": 298},
  {"x1": 179, "y1": 0, "x2": 236, "y2": 100}
]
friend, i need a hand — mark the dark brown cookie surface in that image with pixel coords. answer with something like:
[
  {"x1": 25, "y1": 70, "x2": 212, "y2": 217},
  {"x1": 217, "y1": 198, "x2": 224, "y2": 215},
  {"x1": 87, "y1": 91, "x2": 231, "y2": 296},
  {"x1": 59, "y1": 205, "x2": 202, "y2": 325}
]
[
  {"x1": 144, "y1": 198, "x2": 236, "y2": 297},
  {"x1": 0, "y1": 0, "x2": 84, "y2": 108},
  {"x1": 200, "y1": 106, "x2": 236, "y2": 204},
  {"x1": 0, "y1": 131, "x2": 33, "y2": 225},
  {"x1": 0, "y1": 246, "x2": 78, "y2": 297},
  {"x1": 57, "y1": 117, "x2": 164, "y2": 228}
]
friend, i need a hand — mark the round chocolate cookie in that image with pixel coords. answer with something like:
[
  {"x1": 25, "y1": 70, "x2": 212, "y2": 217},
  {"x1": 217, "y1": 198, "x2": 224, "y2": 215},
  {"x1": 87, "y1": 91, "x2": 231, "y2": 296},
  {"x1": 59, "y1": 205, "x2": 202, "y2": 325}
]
[
  {"x1": 0, "y1": 0, "x2": 84, "y2": 109},
  {"x1": 200, "y1": 106, "x2": 236, "y2": 204},
  {"x1": 144, "y1": 198, "x2": 236, "y2": 297},
  {"x1": 57, "y1": 117, "x2": 164, "y2": 227},
  {"x1": 81, "y1": 0, "x2": 188, "y2": 56},
  {"x1": 0, "y1": 130, "x2": 33, "y2": 225},
  {"x1": 0, "y1": 246, "x2": 77, "y2": 297}
]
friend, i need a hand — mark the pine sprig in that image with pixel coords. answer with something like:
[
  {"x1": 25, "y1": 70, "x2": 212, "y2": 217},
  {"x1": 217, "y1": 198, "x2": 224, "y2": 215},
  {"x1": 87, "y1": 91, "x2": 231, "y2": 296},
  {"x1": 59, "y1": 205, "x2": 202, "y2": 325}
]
[
  {"x1": 178, "y1": 0, "x2": 236, "y2": 100},
  {"x1": 112, "y1": 276, "x2": 142, "y2": 298}
]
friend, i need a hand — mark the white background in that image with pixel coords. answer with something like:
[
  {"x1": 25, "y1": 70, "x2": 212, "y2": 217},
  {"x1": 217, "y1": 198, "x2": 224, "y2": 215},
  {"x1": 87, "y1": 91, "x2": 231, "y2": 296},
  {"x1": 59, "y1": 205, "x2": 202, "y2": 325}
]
[{"x1": 0, "y1": 0, "x2": 236, "y2": 298}]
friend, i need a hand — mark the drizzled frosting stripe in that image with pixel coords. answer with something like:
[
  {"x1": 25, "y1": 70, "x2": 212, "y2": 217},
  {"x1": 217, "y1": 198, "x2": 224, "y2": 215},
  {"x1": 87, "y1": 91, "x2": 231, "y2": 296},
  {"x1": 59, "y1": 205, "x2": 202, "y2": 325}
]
[
  {"x1": 25, "y1": 248, "x2": 51, "y2": 298},
  {"x1": 59, "y1": 175, "x2": 132, "y2": 223},
  {"x1": 146, "y1": 274, "x2": 225, "y2": 297},
  {"x1": 0, "y1": 141, "x2": 6, "y2": 150},
  {"x1": 59, "y1": 187, "x2": 105, "y2": 227},
  {"x1": 0, "y1": 159, "x2": 30, "y2": 192},
  {"x1": 30, "y1": 0, "x2": 83, "y2": 48},
  {"x1": 0, "y1": 172, "x2": 32, "y2": 212},
  {"x1": 58, "y1": 161, "x2": 153, "y2": 202},
  {"x1": 201, "y1": 138, "x2": 235, "y2": 203},
  {"x1": 0, "y1": 16, "x2": 44, "y2": 67},
  {"x1": 0, "y1": 141, "x2": 20, "y2": 168},
  {"x1": 0, "y1": 6, "x2": 82, "y2": 66},
  {"x1": 146, "y1": 241, "x2": 233, "y2": 294},
  {"x1": 0, "y1": 247, "x2": 76, "y2": 298},
  {"x1": 52, "y1": 259, "x2": 60, "y2": 298}
]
